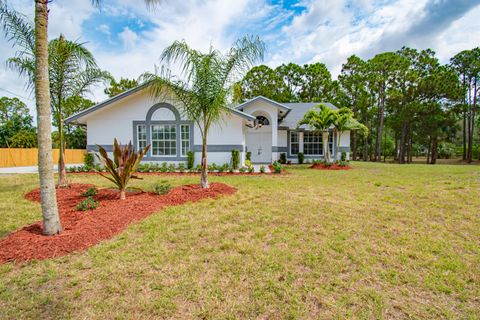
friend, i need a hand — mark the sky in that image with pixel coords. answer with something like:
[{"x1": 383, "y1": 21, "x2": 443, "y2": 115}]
[{"x1": 1, "y1": 0, "x2": 479, "y2": 119}]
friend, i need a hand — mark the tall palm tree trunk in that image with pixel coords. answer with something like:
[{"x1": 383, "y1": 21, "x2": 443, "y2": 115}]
[
  {"x1": 57, "y1": 101, "x2": 68, "y2": 187},
  {"x1": 35, "y1": 0, "x2": 62, "y2": 235},
  {"x1": 200, "y1": 131, "x2": 209, "y2": 189}
]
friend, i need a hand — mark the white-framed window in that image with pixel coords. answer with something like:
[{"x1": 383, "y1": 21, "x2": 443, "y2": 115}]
[
  {"x1": 290, "y1": 131, "x2": 299, "y2": 155},
  {"x1": 303, "y1": 131, "x2": 323, "y2": 155},
  {"x1": 180, "y1": 124, "x2": 190, "y2": 156},
  {"x1": 151, "y1": 124, "x2": 176, "y2": 156},
  {"x1": 136, "y1": 125, "x2": 147, "y2": 150}
]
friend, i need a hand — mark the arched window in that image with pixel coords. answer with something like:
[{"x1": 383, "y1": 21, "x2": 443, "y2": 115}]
[
  {"x1": 256, "y1": 115, "x2": 270, "y2": 126},
  {"x1": 133, "y1": 103, "x2": 193, "y2": 160}
]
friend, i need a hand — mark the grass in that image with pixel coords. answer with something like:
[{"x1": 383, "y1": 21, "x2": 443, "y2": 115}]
[{"x1": 0, "y1": 162, "x2": 479, "y2": 319}]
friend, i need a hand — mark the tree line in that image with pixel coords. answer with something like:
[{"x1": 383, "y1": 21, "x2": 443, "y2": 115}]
[{"x1": 234, "y1": 47, "x2": 480, "y2": 163}]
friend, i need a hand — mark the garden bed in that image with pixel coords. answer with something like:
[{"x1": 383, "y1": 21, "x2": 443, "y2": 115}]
[
  {"x1": 0, "y1": 183, "x2": 236, "y2": 263},
  {"x1": 310, "y1": 163, "x2": 352, "y2": 170}
]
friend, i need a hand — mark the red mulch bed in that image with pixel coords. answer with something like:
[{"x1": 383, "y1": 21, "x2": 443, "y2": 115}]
[
  {"x1": 310, "y1": 163, "x2": 352, "y2": 170},
  {"x1": 0, "y1": 183, "x2": 236, "y2": 264}
]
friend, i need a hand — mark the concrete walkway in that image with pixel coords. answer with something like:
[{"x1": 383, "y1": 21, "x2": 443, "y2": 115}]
[{"x1": 0, "y1": 164, "x2": 82, "y2": 174}]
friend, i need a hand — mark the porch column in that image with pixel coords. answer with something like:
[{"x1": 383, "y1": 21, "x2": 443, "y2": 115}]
[{"x1": 271, "y1": 116, "x2": 278, "y2": 162}]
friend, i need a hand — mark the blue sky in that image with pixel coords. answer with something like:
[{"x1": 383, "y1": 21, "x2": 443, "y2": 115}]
[{"x1": 1, "y1": 0, "x2": 479, "y2": 115}]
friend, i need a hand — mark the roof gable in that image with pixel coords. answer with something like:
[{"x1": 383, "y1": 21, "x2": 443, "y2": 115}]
[{"x1": 65, "y1": 84, "x2": 255, "y2": 124}]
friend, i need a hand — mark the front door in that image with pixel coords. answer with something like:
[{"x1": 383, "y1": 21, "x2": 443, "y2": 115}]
[{"x1": 246, "y1": 130, "x2": 272, "y2": 163}]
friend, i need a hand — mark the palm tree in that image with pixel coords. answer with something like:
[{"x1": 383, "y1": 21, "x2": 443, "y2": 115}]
[
  {"x1": 298, "y1": 104, "x2": 336, "y2": 163},
  {"x1": 332, "y1": 107, "x2": 368, "y2": 161},
  {"x1": 28, "y1": 37, "x2": 108, "y2": 187},
  {"x1": 1, "y1": 0, "x2": 159, "y2": 235},
  {"x1": 4, "y1": 26, "x2": 110, "y2": 187},
  {"x1": 142, "y1": 36, "x2": 265, "y2": 188}
]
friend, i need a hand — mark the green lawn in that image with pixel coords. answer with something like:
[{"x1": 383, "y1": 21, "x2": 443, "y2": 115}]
[{"x1": 0, "y1": 162, "x2": 479, "y2": 319}]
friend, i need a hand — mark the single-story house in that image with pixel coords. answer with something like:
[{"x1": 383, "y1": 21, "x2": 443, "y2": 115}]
[{"x1": 65, "y1": 86, "x2": 350, "y2": 165}]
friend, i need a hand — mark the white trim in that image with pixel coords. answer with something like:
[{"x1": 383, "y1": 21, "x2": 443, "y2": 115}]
[{"x1": 235, "y1": 96, "x2": 291, "y2": 112}]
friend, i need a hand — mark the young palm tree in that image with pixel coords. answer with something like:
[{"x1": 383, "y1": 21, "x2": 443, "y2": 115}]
[
  {"x1": 4, "y1": 23, "x2": 110, "y2": 187},
  {"x1": 298, "y1": 104, "x2": 336, "y2": 163},
  {"x1": 332, "y1": 108, "x2": 368, "y2": 161},
  {"x1": 142, "y1": 36, "x2": 265, "y2": 188}
]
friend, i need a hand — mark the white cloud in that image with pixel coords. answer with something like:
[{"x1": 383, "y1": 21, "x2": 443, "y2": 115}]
[
  {"x1": 118, "y1": 27, "x2": 138, "y2": 49},
  {"x1": 97, "y1": 24, "x2": 111, "y2": 36}
]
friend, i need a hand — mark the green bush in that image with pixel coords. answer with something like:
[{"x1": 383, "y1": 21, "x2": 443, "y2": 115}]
[
  {"x1": 81, "y1": 186, "x2": 97, "y2": 197},
  {"x1": 297, "y1": 152, "x2": 304, "y2": 164},
  {"x1": 195, "y1": 164, "x2": 202, "y2": 172},
  {"x1": 260, "y1": 165, "x2": 266, "y2": 173},
  {"x1": 137, "y1": 163, "x2": 149, "y2": 172},
  {"x1": 473, "y1": 145, "x2": 480, "y2": 159},
  {"x1": 160, "y1": 162, "x2": 168, "y2": 173},
  {"x1": 187, "y1": 151, "x2": 195, "y2": 169},
  {"x1": 239, "y1": 167, "x2": 247, "y2": 173},
  {"x1": 246, "y1": 151, "x2": 252, "y2": 161},
  {"x1": 168, "y1": 163, "x2": 176, "y2": 172},
  {"x1": 154, "y1": 182, "x2": 172, "y2": 195},
  {"x1": 272, "y1": 161, "x2": 282, "y2": 173},
  {"x1": 177, "y1": 163, "x2": 185, "y2": 173},
  {"x1": 217, "y1": 163, "x2": 229, "y2": 173},
  {"x1": 341, "y1": 151, "x2": 347, "y2": 162},
  {"x1": 231, "y1": 149, "x2": 240, "y2": 169},
  {"x1": 208, "y1": 163, "x2": 217, "y2": 172},
  {"x1": 438, "y1": 142, "x2": 455, "y2": 159},
  {"x1": 248, "y1": 166, "x2": 255, "y2": 173},
  {"x1": 338, "y1": 160, "x2": 349, "y2": 167},
  {"x1": 84, "y1": 153, "x2": 94, "y2": 169},
  {"x1": 279, "y1": 153, "x2": 286, "y2": 164},
  {"x1": 76, "y1": 197, "x2": 99, "y2": 211}
]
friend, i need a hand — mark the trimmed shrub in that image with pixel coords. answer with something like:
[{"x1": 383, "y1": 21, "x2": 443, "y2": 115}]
[
  {"x1": 341, "y1": 151, "x2": 347, "y2": 162},
  {"x1": 168, "y1": 163, "x2": 176, "y2": 172},
  {"x1": 246, "y1": 151, "x2": 252, "y2": 161},
  {"x1": 195, "y1": 164, "x2": 202, "y2": 172},
  {"x1": 187, "y1": 151, "x2": 195, "y2": 169},
  {"x1": 76, "y1": 197, "x2": 99, "y2": 211},
  {"x1": 239, "y1": 167, "x2": 247, "y2": 173},
  {"x1": 231, "y1": 149, "x2": 240, "y2": 169},
  {"x1": 248, "y1": 166, "x2": 255, "y2": 173},
  {"x1": 245, "y1": 159, "x2": 252, "y2": 168},
  {"x1": 260, "y1": 165, "x2": 266, "y2": 173},
  {"x1": 84, "y1": 153, "x2": 94, "y2": 170},
  {"x1": 279, "y1": 153, "x2": 287, "y2": 164},
  {"x1": 297, "y1": 152, "x2": 304, "y2": 164},
  {"x1": 154, "y1": 182, "x2": 172, "y2": 195},
  {"x1": 272, "y1": 161, "x2": 282, "y2": 173}
]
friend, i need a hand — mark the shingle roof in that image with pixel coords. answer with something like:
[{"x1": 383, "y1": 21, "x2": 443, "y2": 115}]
[{"x1": 280, "y1": 102, "x2": 338, "y2": 129}]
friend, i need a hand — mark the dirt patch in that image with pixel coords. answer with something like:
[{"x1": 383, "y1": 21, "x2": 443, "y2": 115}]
[
  {"x1": 0, "y1": 183, "x2": 236, "y2": 263},
  {"x1": 310, "y1": 163, "x2": 352, "y2": 170}
]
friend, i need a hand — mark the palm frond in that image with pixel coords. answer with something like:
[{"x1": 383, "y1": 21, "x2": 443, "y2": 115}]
[{"x1": 0, "y1": 2, "x2": 35, "y2": 56}]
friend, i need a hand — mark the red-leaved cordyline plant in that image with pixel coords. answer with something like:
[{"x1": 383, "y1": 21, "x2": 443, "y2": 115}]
[{"x1": 96, "y1": 139, "x2": 150, "y2": 200}]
